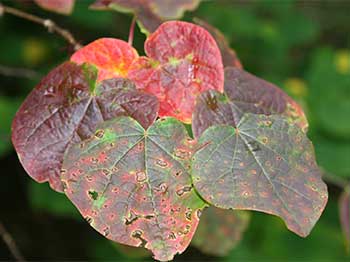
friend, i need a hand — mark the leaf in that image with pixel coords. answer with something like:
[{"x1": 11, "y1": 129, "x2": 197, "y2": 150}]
[
  {"x1": 90, "y1": 0, "x2": 201, "y2": 34},
  {"x1": 149, "y1": 0, "x2": 201, "y2": 19},
  {"x1": 12, "y1": 62, "x2": 159, "y2": 192},
  {"x1": 61, "y1": 116, "x2": 206, "y2": 261},
  {"x1": 128, "y1": 21, "x2": 224, "y2": 123},
  {"x1": 193, "y1": 18, "x2": 243, "y2": 69},
  {"x1": 71, "y1": 38, "x2": 139, "y2": 82},
  {"x1": 34, "y1": 0, "x2": 75, "y2": 15},
  {"x1": 191, "y1": 112, "x2": 328, "y2": 237},
  {"x1": 192, "y1": 67, "x2": 308, "y2": 138},
  {"x1": 339, "y1": 188, "x2": 350, "y2": 252},
  {"x1": 192, "y1": 207, "x2": 250, "y2": 256}
]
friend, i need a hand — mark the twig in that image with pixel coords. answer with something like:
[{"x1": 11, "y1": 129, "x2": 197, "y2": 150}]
[
  {"x1": 0, "y1": 222, "x2": 26, "y2": 261},
  {"x1": 128, "y1": 16, "x2": 136, "y2": 46},
  {"x1": 0, "y1": 64, "x2": 41, "y2": 79},
  {"x1": 0, "y1": 3, "x2": 82, "y2": 51}
]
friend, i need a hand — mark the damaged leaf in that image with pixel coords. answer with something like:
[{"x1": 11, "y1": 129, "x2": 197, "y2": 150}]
[
  {"x1": 192, "y1": 110, "x2": 328, "y2": 237},
  {"x1": 12, "y1": 62, "x2": 158, "y2": 191},
  {"x1": 61, "y1": 116, "x2": 207, "y2": 261}
]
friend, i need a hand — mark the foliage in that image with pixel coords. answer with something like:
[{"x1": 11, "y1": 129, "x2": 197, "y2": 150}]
[
  {"x1": 10, "y1": 18, "x2": 329, "y2": 260},
  {"x1": 2, "y1": 1, "x2": 349, "y2": 261}
]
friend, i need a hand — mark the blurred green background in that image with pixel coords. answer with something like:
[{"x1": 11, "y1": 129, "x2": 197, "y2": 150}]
[{"x1": 1, "y1": 0, "x2": 349, "y2": 261}]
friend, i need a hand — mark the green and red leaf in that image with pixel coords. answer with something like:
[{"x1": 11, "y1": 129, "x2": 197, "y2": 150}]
[
  {"x1": 61, "y1": 117, "x2": 206, "y2": 261},
  {"x1": 34, "y1": 0, "x2": 75, "y2": 15},
  {"x1": 128, "y1": 21, "x2": 224, "y2": 123},
  {"x1": 12, "y1": 62, "x2": 158, "y2": 192},
  {"x1": 192, "y1": 208, "x2": 250, "y2": 256},
  {"x1": 71, "y1": 38, "x2": 139, "y2": 82},
  {"x1": 192, "y1": 68, "x2": 308, "y2": 138},
  {"x1": 191, "y1": 112, "x2": 328, "y2": 237}
]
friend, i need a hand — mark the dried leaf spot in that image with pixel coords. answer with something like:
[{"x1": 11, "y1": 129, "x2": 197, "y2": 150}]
[
  {"x1": 125, "y1": 211, "x2": 139, "y2": 225},
  {"x1": 102, "y1": 169, "x2": 111, "y2": 176},
  {"x1": 260, "y1": 136, "x2": 269, "y2": 145},
  {"x1": 131, "y1": 230, "x2": 148, "y2": 248},
  {"x1": 103, "y1": 227, "x2": 110, "y2": 237},
  {"x1": 155, "y1": 158, "x2": 169, "y2": 168},
  {"x1": 174, "y1": 149, "x2": 191, "y2": 159},
  {"x1": 154, "y1": 183, "x2": 168, "y2": 194},
  {"x1": 185, "y1": 209, "x2": 192, "y2": 221},
  {"x1": 176, "y1": 186, "x2": 192, "y2": 196},
  {"x1": 205, "y1": 93, "x2": 218, "y2": 111},
  {"x1": 84, "y1": 216, "x2": 93, "y2": 225},
  {"x1": 88, "y1": 190, "x2": 98, "y2": 200},
  {"x1": 136, "y1": 171, "x2": 147, "y2": 182},
  {"x1": 168, "y1": 232, "x2": 177, "y2": 240},
  {"x1": 95, "y1": 129, "x2": 105, "y2": 139}
]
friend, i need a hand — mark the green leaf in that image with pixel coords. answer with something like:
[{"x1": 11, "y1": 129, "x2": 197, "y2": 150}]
[
  {"x1": 192, "y1": 207, "x2": 250, "y2": 256},
  {"x1": 192, "y1": 112, "x2": 328, "y2": 237},
  {"x1": 61, "y1": 116, "x2": 206, "y2": 261}
]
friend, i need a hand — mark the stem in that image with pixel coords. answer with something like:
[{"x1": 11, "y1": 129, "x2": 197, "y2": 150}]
[
  {"x1": 0, "y1": 4, "x2": 82, "y2": 51},
  {"x1": 128, "y1": 16, "x2": 136, "y2": 46},
  {"x1": 0, "y1": 64, "x2": 41, "y2": 79},
  {"x1": 0, "y1": 222, "x2": 26, "y2": 261}
]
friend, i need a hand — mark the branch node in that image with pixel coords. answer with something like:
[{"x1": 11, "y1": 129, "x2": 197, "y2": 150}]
[{"x1": 43, "y1": 19, "x2": 55, "y2": 32}]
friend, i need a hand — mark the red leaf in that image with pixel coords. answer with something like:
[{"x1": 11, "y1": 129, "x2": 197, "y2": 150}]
[
  {"x1": 34, "y1": 0, "x2": 75, "y2": 15},
  {"x1": 194, "y1": 18, "x2": 243, "y2": 69},
  {"x1": 12, "y1": 62, "x2": 158, "y2": 192},
  {"x1": 128, "y1": 21, "x2": 224, "y2": 123},
  {"x1": 193, "y1": 67, "x2": 308, "y2": 138},
  {"x1": 61, "y1": 117, "x2": 206, "y2": 261},
  {"x1": 71, "y1": 38, "x2": 139, "y2": 82}
]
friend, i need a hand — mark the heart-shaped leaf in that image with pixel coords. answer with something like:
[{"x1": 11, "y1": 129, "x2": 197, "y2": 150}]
[
  {"x1": 71, "y1": 38, "x2": 139, "y2": 82},
  {"x1": 192, "y1": 68, "x2": 308, "y2": 138},
  {"x1": 192, "y1": 110, "x2": 328, "y2": 237},
  {"x1": 61, "y1": 116, "x2": 207, "y2": 261},
  {"x1": 128, "y1": 21, "x2": 224, "y2": 123},
  {"x1": 193, "y1": 18, "x2": 243, "y2": 69},
  {"x1": 192, "y1": 207, "x2": 250, "y2": 256},
  {"x1": 34, "y1": 0, "x2": 75, "y2": 15},
  {"x1": 12, "y1": 62, "x2": 158, "y2": 192},
  {"x1": 91, "y1": 1, "x2": 201, "y2": 34}
]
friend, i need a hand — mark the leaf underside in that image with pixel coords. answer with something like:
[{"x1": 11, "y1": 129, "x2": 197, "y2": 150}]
[
  {"x1": 192, "y1": 207, "x2": 250, "y2": 256},
  {"x1": 61, "y1": 117, "x2": 206, "y2": 261},
  {"x1": 192, "y1": 112, "x2": 328, "y2": 237},
  {"x1": 128, "y1": 21, "x2": 224, "y2": 123},
  {"x1": 34, "y1": 0, "x2": 75, "y2": 15},
  {"x1": 12, "y1": 62, "x2": 158, "y2": 191},
  {"x1": 91, "y1": 0, "x2": 201, "y2": 34},
  {"x1": 192, "y1": 67, "x2": 308, "y2": 138}
]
